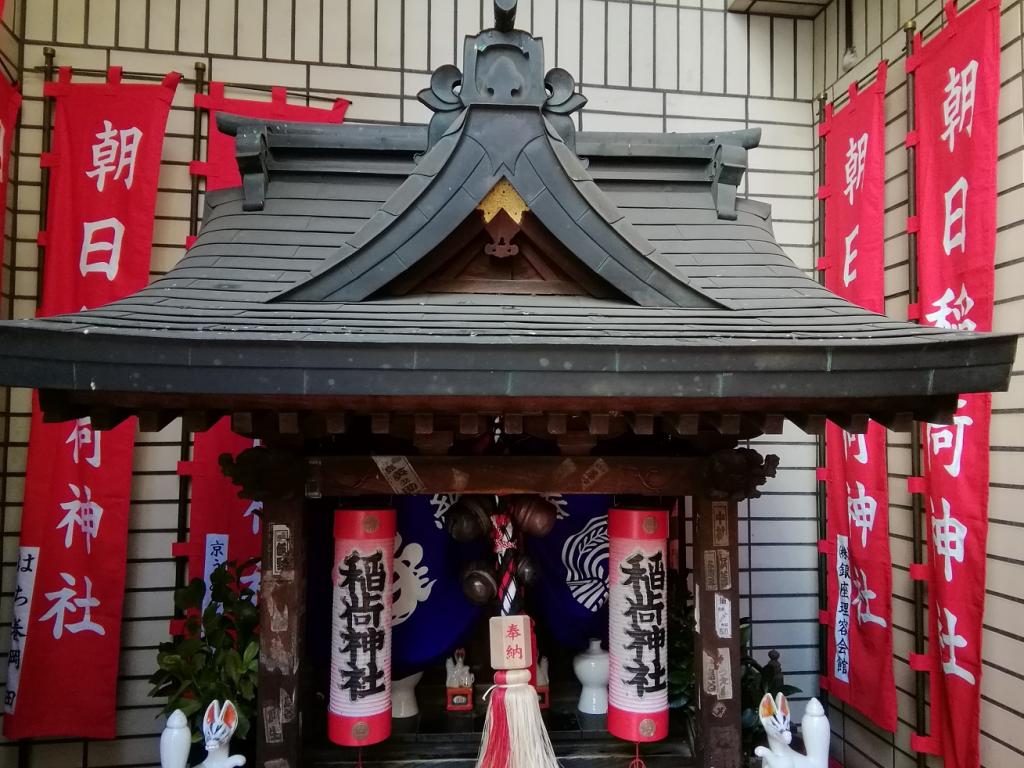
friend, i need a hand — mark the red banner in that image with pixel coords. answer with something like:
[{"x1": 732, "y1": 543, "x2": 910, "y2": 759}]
[
  {"x1": 0, "y1": 75, "x2": 20, "y2": 295},
  {"x1": 174, "y1": 421, "x2": 262, "y2": 616},
  {"x1": 819, "y1": 62, "x2": 896, "y2": 732},
  {"x1": 3, "y1": 67, "x2": 179, "y2": 739},
  {"x1": 909, "y1": 3, "x2": 1000, "y2": 766},
  {"x1": 193, "y1": 81, "x2": 348, "y2": 192}
]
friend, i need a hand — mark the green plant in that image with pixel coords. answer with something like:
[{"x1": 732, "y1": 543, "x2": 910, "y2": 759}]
[
  {"x1": 739, "y1": 617, "x2": 801, "y2": 761},
  {"x1": 667, "y1": 570, "x2": 696, "y2": 713},
  {"x1": 148, "y1": 560, "x2": 260, "y2": 743}
]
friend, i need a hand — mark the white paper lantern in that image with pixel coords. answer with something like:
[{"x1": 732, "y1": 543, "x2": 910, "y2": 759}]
[
  {"x1": 328, "y1": 508, "x2": 396, "y2": 747},
  {"x1": 607, "y1": 507, "x2": 669, "y2": 743}
]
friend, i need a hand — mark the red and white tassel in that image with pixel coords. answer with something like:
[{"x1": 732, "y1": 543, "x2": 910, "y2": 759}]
[{"x1": 476, "y1": 669, "x2": 559, "y2": 768}]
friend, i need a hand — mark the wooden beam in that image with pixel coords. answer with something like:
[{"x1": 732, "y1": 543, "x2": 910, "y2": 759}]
[
  {"x1": 588, "y1": 412, "x2": 610, "y2": 436},
  {"x1": 556, "y1": 432, "x2": 598, "y2": 456},
  {"x1": 413, "y1": 431, "x2": 455, "y2": 455},
  {"x1": 708, "y1": 413, "x2": 742, "y2": 435},
  {"x1": 414, "y1": 413, "x2": 434, "y2": 435},
  {"x1": 315, "y1": 455, "x2": 706, "y2": 496},
  {"x1": 89, "y1": 408, "x2": 133, "y2": 432},
  {"x1": 693, "y1": 495, "x2": 742, "y2": 768},
  {"x1": 137, "y1": 410, "x2": 177, "y2": 433},
  {"x1": 460, "y1": 413, "x2": 483, "y2": 436},
  {"x1": 629, "y1": 412, "x2": 656, "y2": 435},
  {"x1": 503, "y1": 413, "x2": 524, "y2": 435},
  {"x1": 371, "y1": 412, "x2": 390, "y2": 435},
  {"x1": 278, "y1": 412, "x2": 300, "y2": 435},
  {"x1": 668, "y1": 413, "x2": 701, "y2": 436},
  {"x1": 182, "y1": 410, "x2": 219, "y2": 433},
  {"x1": 829, "y1": 412, "x2": 869, "y2": 434},
  {"x1": 232, "y1": 411, "x2": 255, "y2": 436},
  {"x1": 258, "y1": 494, "x2": 306, "y2": 768},
  {"x1": 876, "y1": 411, "x2": 915, "y2": 432},
  {"x1": 787, "y1": 412, "x2": 826, "y2": 435},
  {"x1": 546, "y1": 412, "x2": 568, "y2": 435},
  {"x1": 325, "y1": 413, "x2": 347, "y2": 434}
]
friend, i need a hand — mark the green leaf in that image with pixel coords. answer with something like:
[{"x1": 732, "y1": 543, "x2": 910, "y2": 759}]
[{"x1": 148, "y1": 560, "x2": 260, "y2": 742}]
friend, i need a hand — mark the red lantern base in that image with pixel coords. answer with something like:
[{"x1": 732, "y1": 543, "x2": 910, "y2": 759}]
[
  {"x1": 608, "y1": 706, "x2": 668, "y2": 743},
  {"x1": 328, "y1": 710, "x2": 391, "y2": 747}
]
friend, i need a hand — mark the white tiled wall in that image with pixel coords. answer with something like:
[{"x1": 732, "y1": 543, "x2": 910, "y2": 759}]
[
  {"x1": 813, "y1": 1, "x2": 1024, "y2": 767},
  {"x1": 0, "y1": 1, "x2": 819, "y2": 766}
]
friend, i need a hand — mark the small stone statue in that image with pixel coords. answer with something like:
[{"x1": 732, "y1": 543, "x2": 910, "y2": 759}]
[
  {"x1": 446, "y1": 648, "x2": 476, "y2": 711},
  {"x1": 446, "y1": 647, "x2": 475, "y2": 688},
  {"x1": 198, "y1": 700, "x2": 246, "y2": 768},
  {"x1": 754, "y1": 693, "x2": 830, "y2": 768},
  {"x1": 160, "y1": 700, "x2": 246, "y2": 768}
]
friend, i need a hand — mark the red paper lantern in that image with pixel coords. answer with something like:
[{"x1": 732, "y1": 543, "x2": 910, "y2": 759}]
[
  {"x1": 607, "y1": 507, "x2": 669, "y2": 743},
  {"x1": 328, "y1": 508, "x2": 396, "y2": 747}
]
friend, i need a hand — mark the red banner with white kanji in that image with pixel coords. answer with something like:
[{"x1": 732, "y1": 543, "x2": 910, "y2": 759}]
[
  {"x1": 0, "y1": 75, "x2": 21, "y2": 295},
  {"x1": 175, "y1": 84, "x2": 348, "y2": 611},
  {"x1": 3, "y1": 67, "x2": 179, "y2": 739},
  {"x1": 193, "y1": 81, "x2": 348, "y2": 192},
  {"x1": 819, "y1": 61, "x2": 896, "y2": 732},
  {"x1": 909, "y1": 3, "x2": 1000, "y2": 766},
  {"x1": 174, "y1": 421, "x2": 263, "y2": 617}
]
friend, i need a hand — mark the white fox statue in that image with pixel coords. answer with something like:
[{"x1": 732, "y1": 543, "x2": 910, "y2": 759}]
[
  {"x1": 754, "y1": 692, "x2": 830, "y2": 768},
  {"x1": 160, "y1": 700, "x2": 246, "y2": 768}
]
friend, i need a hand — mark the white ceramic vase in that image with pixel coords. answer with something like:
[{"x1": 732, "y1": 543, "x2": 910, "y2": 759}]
[
  {"x1": 392, "y1": 671, "x2": 424, "y2": 719},
  {"x1": 573, "y1": 638, "x2": 609, "y2": 715}
]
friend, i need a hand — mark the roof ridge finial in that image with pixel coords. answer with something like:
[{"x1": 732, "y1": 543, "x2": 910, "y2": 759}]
[{"x1": 494, "y1": 0, "x2": 517, "y2": 32}]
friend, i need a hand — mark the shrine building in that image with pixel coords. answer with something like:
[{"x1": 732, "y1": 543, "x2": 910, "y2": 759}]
[{"x1": 0, "y1": 1, "x2": 1021, "y2": 768}]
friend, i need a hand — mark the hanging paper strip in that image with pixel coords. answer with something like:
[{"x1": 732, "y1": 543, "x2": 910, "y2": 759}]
[
  {"x1": 193, "y1": 81, "x2": 349, "y2": 192},
  {"x1": 0, "y1": 75, "x2": 21, "y2": 295},
  {"x1": 819, "y1": 61, "x2": 896, "y2": 733},
  {"x1": 908, "y1": 3, "x2": 1000, "y2": 766},
  {"x1": 607, "y1": 507, "x2": 669, "y2": 744},
  {"x1": 3, "y1": 67, "x2": 180, "y2": 739},
  {"x1": 329, "y1": 508, "x2": 395, "y2": 748},
  {"x1": 173, "y1": 420, "x2": 262, "y2": 618}
]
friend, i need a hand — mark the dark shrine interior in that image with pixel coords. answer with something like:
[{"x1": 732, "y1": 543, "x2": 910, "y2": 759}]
[{"x1": 300, "y1": 470, "x2": 695, "y2": 767}]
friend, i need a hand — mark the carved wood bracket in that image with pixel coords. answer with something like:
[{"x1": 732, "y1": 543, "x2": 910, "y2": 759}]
[
  {"x1": 703, "y1": 447, "x2": 779, "y2": 501},
  {"x1": 219, "y1": 446, "x2": 306, "y2": 501}
]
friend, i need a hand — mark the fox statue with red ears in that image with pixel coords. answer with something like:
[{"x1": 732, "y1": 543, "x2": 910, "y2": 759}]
[
  {"x1": 160, "y1": 700, "x2": 246, "y2": 768},
  {"x1": 754, "y1": 693, "x2": 831, "y2": 768}
]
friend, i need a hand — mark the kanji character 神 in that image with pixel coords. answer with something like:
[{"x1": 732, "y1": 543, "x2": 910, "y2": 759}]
[
  {"x1": 57, "y1": 483, "x2": 103, "y2": 553},
  {"x1": 931, "y1": 497, "x2": 968, "y2": 583},
  {"x1": 846, "y1": 481, "x2": 877, "y2": 548}
]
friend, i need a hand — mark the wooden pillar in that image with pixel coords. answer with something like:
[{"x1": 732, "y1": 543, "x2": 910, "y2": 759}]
[
  {"x1": 693, "y1": 494, "x2": 742, "y2": 768},
  {"x1": 257, "y1": 493, "x2": 306, "y2": 768}
]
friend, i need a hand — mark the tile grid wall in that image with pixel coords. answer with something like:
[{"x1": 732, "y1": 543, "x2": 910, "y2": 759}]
[
  {"x1": 0, "y1": 1, "x2": 819, "y2": 766},
  {"x1": 812, "y1": 1, "x2": 1024, "y2": 767}
]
